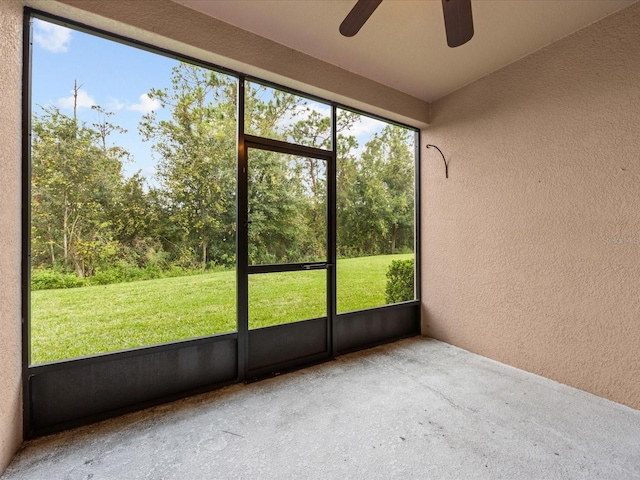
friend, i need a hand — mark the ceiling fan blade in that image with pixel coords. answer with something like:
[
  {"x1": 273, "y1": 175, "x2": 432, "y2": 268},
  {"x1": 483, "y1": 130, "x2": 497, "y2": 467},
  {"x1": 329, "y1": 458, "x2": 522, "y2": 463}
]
[
  {"x1": 441, "y1": 0, "x2": 474, "y2": 47},
  {"x1": 339, "y1": 0, "x2": 383, "y2": 37}
]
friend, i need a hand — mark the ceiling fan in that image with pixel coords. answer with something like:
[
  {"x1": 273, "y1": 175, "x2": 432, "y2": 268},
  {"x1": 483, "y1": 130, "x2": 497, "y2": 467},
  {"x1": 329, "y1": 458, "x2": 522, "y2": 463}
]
[{"x1": 339, "y1": 0, "x2": 474, "y2": 48}]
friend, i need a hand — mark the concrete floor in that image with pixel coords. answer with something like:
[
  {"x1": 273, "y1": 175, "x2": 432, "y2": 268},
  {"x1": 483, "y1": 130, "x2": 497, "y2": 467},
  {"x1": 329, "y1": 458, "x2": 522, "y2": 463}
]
[{"x1": 3, "y1": 338, "x2": 640, "y2": 480}]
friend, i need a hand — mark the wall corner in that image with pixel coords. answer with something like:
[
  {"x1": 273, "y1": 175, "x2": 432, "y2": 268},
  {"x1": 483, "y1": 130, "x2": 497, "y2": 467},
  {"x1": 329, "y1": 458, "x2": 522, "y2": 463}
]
[{"x1": 0, "y1": 0, "x2": 25, "y2": 475}]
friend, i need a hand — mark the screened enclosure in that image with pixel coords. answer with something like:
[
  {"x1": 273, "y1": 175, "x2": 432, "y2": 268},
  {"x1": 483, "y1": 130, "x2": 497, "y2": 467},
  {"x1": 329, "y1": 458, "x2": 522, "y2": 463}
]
[{"x1": 23, "y1": 11, "x2": 420, "y2": 436}]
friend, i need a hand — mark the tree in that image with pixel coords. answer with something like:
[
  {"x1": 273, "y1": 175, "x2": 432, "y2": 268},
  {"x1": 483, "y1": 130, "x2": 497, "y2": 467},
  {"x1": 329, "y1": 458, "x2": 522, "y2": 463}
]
[
  {"x1": 375, "y1": 125, "x2": 415, "y2": 254},
  {"x1": 337, "y1": 124, "x2": 415, "y2": 256},
  {"x1": 245, "y1": 83, "x2": 301, "y2": 140},
  {"x1": 140, "y1": 67, "x2": 347, "y2": 267},
  {"x1": 139, "y1": 63, "x2": 238, "y2": 268},
  {"x1": 31, "y1": 104, "x2": 125, "y2": 276}
]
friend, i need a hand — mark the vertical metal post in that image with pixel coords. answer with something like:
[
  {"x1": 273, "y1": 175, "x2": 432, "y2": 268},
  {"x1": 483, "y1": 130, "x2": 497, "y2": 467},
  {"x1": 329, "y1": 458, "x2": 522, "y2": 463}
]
[
  {"x1": 22, "y1": 10, "x2": 34, "y2": 439},
  {"x1": 329, "y1": 105, "x2": 338, "y2": 356},
  {"x1": 414, "y1": 131, "x2": 422, "y2": 308},
  {"x1": 236, "y1": 76, "x2": 248, "y2": 380}
]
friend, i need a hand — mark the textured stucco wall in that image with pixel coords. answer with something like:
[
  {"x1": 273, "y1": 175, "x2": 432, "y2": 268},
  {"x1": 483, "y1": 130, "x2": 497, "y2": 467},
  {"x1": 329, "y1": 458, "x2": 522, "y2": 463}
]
[
  {"x1": 0, "y1": 0, "x2": 24, "y2": 474},
  {"x1": 422, "y1": 2, "x2": 640, "y2": 410}
]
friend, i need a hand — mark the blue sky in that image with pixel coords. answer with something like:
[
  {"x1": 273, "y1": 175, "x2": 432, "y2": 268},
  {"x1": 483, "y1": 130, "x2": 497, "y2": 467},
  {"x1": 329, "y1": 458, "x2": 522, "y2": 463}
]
[
  {"x1": 31, "y1": 18, "x2": 396, "y2": 182},
  {"x1": 32, "y1": 18, "x2": 183, "y2": 179}
]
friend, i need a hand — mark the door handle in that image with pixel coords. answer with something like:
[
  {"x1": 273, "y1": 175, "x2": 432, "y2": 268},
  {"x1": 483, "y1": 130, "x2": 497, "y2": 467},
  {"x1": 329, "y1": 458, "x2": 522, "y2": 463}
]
[{"x1": 301, "y1": 263, "x2": 328, "y2": 270}]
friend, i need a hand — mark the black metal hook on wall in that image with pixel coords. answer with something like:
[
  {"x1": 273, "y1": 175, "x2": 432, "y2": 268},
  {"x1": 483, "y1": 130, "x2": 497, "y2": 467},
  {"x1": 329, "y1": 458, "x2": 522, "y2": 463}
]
[{"x1": 426, "y1": 144, "x2": 449, "y2": 179}]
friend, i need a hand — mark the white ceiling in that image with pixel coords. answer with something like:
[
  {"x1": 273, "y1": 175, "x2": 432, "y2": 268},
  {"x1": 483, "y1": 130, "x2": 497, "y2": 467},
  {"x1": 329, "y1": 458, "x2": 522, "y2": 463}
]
[{"x1": 173, "y1": 0, "x2": 636, "y2": 103}]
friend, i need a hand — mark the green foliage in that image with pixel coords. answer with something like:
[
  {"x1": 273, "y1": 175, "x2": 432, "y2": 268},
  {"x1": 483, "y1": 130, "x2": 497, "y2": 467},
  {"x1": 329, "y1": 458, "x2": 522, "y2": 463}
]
[
  {"x1": 31, "y1": 263, "x2": 199, "y2": 290},
  {"x1": 87, "y1": 265, "x2": 194, "y2": 286},
  {"x1": 31, "y1": 269, "x2": 85, "y2": 291},
  {"x1": 385, "y1": 259, "x2": 415, "y2": 304},
  {"x1": 88, "y1": 263, "x2": 160, "y2": 286}
]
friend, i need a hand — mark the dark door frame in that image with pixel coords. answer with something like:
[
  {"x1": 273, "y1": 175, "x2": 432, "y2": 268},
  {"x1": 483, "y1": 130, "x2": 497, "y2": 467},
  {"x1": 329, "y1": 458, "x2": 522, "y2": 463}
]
[{"x1": 237, "y1": 93, "x2": 337, "y2": 379}]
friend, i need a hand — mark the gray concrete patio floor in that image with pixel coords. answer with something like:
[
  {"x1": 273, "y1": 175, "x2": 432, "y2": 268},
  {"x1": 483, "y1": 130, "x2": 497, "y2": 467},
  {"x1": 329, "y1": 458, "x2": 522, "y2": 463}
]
[{"x1": 2, "y1": 337, "x2": 639, "y2": 479}]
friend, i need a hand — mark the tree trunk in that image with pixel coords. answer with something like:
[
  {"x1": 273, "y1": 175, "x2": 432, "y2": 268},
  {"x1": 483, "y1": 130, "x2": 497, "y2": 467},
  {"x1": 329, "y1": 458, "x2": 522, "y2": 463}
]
[
  {"x1": 73, "y1": 79, "x2": 79, "y2": 120},
  {"x1": 202, "y1": 240, "x2": 207, "y2": 269},
  {"x1": 391, "y1": 227, "x2": 397, "y2": 255},
  {"x1": 201, "y1": 198, "x2": 207, "y2": 268},
  {"x1": 47, "y1": 224, "x2": 56, "y2": 265},
  {"x1": 63, "y1": 194, "x2": 69, "y2": 265}
]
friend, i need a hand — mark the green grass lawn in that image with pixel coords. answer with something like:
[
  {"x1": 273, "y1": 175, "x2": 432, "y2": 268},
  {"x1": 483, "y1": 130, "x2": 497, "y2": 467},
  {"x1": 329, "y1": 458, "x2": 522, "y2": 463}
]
[{"x1": 30, "y1": 254, "x2": 412, "y2": 364}]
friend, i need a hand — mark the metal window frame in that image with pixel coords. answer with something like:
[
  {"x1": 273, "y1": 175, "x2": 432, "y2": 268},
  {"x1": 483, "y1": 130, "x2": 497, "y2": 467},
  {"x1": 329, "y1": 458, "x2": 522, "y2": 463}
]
[{"x1": 21, "y1": 7, "x2": 422, "y2": 438}]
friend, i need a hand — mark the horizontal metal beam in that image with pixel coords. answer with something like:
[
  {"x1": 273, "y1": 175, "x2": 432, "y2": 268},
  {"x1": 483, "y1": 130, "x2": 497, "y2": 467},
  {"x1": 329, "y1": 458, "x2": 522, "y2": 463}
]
[
  {"x1": 248, "y1": 262, "x2": 328, "y2": 274},
  {"x1": 245, "y1": 135, "x2": 333, "y2": 160}
]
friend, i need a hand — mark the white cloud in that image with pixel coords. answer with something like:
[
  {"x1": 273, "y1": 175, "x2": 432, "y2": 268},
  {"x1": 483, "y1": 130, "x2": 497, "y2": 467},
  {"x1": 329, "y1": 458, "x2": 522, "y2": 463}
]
[
  {"x1": 107, "y1": 98, "x2": 125, "y2": 111},
  {"x1": 344, "y1": 114, "x2": 384, "y2": 137},
  {"x1": 128, "y1": 94, "x2": 160, "y2": 114},
  {"x1": 58, "y1": 89, "x2": 96, "y2": 110},
  {"x1": 33, "y1": 19, "x2": 72, "y2": 53},
  {"x1": 311, "y1": 103, "x2": 332, "y2": 118}
]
